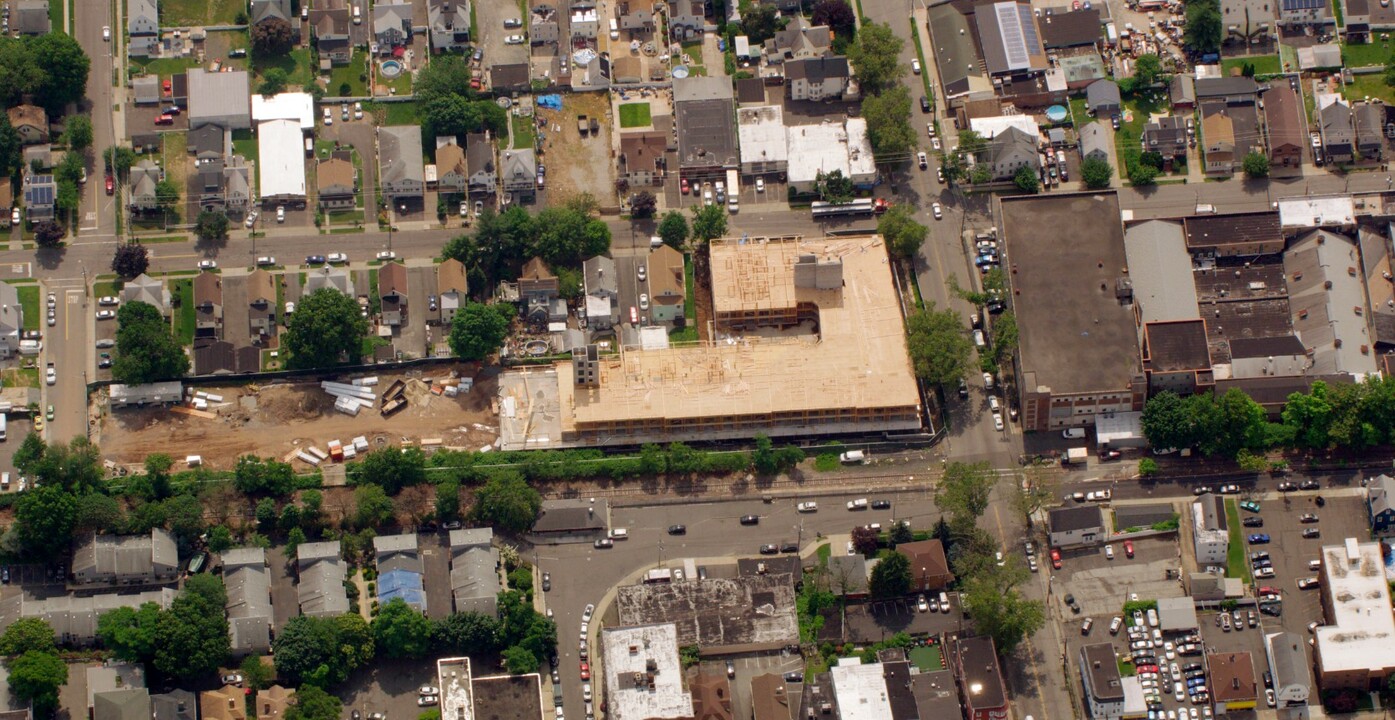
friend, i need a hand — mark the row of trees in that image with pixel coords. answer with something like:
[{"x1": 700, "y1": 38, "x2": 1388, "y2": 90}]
[
  {"x1": 441, "y1": 197, "x2": 611, "y2": 294},
  {"x1": 0, "y1": 34, "x2": 90, "y2": 114},
  {"x1": 113, "y1": 300, "x2": 191, "y2": 384},
  {"x1": 0, "y1": 618, "x2": 68, "y2": 716},
  {"x1": 97, "y1": 575, "x2": 232, "y2": 681},
  {"x1": 849, "y1": 23, "x2": 917, "y2": 160}
]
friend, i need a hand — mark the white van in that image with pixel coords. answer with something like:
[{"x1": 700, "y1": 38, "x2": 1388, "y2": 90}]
[
  {"x1": 1062, "y1": 428, "x2": 1086, "y2": 439},
  {"x1": 610, "y1": 528, "x2": 629, "y2": 540},
  {"x1": 352, "y1": 5, "x2": 361, "y2": 23},
  {"x1": 973, "y1": 330, "x2": 986, "y2": 347},
  {"x1": 839, "y1": 450, "x2": 866, "y2": 464},
  {"x1": 609, "y1": 18, "x2": 618, "y2": 39},
  {"x1": 650, "y1": 235, "x2": 664, "y2": 249}
]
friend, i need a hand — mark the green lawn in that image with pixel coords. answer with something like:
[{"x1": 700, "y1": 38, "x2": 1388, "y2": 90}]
[
  {"x1": 160, "y1": 0, "x2": 244, "y2": 27},
  {"x1": 94, "y1": 280, "x2": 123, "y2": 299},
  {"x1": 48, "y1": 0, "x2": 63, "y2": 33},
  {"x1": 1343, "y1": 73, "x2": 1395, "y2": 106},
  {"x1": 908, "y1": 645, "x2": 944, "y2": 671},
  {"x1": 384, "y1": 70, "x2": 413, "y2": 96},
  {"x1": 368, "y1": 101, "x2": 421, "y2": 126},
  {"x1": 328, "y1": 58, "x2": 370, "y2": 98},
  {"x1": 1341, "y1": 40, "x2": 1395, "y2": 68},
  {"x1": 1116, "y1": 90, "x2": 1168, "y2": 178},
  {"x1": 232, "y1": 129, "x2": 258, "y2": 167},
  {"x1": 15, "y1": 286, "x2": 39, "y2": 332},
  {"x1": 1225, "y1": 499, "x2": 1250, "y2": 582},
  {"x1": 253, "y1": 47, "x2": 314, "y2": 90},
  {"x1": 135, "y1": 56, "x2": 204, "y2": 76},
  {"x1": 618, "y1": 103, "x2": 652, "y2": 128},
  {"x1": 1221, "y1": 54, "x2": 1281, "y2": 76},
  {"x1": 510, "y1": 113, "x2": 535, "y2": 150},
  {"x1": 170, "y1": 278, "x2": 195, "y2": 344}
]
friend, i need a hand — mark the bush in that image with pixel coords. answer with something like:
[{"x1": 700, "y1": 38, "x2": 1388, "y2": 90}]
[
  {"x1": 1150, "y1": 516, "x2": 1180, "y2": 531},
  {"x1": 1137, "y1": 458, "x2": 1158, "y2": 476}
]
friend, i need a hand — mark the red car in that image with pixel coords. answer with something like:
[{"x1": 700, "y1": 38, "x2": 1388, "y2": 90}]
[
  {"x1": 1123, "y1": 540, "x2": 1134, "y2": 558},
  {"x1": 1049, "y1": 547, "x2": 1062, "y2": 569},
  {"x1": 104, "y1": 174, "x2": 114, "y2": 195},
  {"x1": 579, "y1": 662, "x2": 590, "y2": 680},
  {"x1": 155, "y1": 115, "x2": 174, "y2": 126},
  {"x1": 680, "y1": 178, "x2": 689, "y2": 194},
  {"x1": 162, "y1": 78, "x2": 172, "y2": 92}
]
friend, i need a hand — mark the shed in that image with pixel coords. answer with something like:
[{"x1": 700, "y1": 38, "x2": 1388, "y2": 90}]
[{"x1": 1156, "y1": 596, "x2": 1199, "y2": 631}]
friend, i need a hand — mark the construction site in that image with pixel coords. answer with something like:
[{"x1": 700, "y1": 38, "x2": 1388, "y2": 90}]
[
  {"x1": 94, "y1": 364, "x2": 501, "y2": 470},
  {"x1": 498, "y1": 235, "x2": 924, "y2": 450}
]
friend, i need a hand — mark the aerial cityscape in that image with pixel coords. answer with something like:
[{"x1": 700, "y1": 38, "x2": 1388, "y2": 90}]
[{"x1": 5, "y1": 0, "x2": 1395, "y2": 718}]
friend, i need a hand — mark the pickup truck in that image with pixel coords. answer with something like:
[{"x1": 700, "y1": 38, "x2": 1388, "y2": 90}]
[{"x1": 577, "y1": 115, "x2": 589, "y2": 135}]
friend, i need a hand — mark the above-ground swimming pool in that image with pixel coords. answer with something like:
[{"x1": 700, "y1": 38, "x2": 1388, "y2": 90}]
[{"x1": 379, "y1": 59, "x2": 403, "y2": 78}]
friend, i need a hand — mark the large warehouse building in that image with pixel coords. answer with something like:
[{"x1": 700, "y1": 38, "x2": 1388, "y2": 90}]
[{"x1": 257, "y1": 119, "x2": 307, "y2": 209}]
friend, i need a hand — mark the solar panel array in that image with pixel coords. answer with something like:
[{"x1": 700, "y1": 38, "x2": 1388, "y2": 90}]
[
  {"x1": 24, "y1": 176, "x2": 54, "y2": 205},
  {"x1": 995, "y1": 2, "x2": 1031, "y2": 71}
]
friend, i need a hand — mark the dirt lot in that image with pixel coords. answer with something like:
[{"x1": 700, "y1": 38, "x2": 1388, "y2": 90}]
[
  {"x1": 537, "y1": 92, "x2": 616, "y2": 205},
  {"x1": 93, "y1": 365, "x2": 500, "y2": 470}
]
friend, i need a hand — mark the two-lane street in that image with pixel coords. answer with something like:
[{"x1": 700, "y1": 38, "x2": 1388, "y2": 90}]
[{"x1": 75, "y1": 0, "x2": 118, "y2": 237}]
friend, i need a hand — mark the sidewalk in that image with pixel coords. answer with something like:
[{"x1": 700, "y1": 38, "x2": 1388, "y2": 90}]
[{"x1": 910, "y1": 6, "x2": 960, "y2": 154}]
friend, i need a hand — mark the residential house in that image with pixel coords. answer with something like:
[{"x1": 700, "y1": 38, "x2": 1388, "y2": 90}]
[
  {"x1": 763, "y1": 16, "x2": 831, "y2": 66},
  {"x1": 13, "y1": 0, "x2": 49, "y2": 34},
  {"x1": 437, "y1": 258, "x2": 468, "y2": 324},
  {"x1": 0, "y1": 282, "x2": 22, "y2": 358},
  {"x1": 123, "y1": 273, "x2": 171, "y2": 315},
  {"x1": 428, "y1": 0, "x2": 471, "y2": 53},
  {"x1": 466, "y1": 133, "x2": 496, "y2": 196},
  {"x1": 193, "y1": 271, "x2": 222, "y2": 340},
  {"x1": 518, "y1": 257, "x2": 559, "y2": 304},
  {"x1": 1354, "y1": 101, "x2": 1385, "y2": 160},
  {"x1": 317, "y1": 157, "x2": 356, "y2": 210},
  {"x1": 373, "y1": 533, "x2": 426, "y2": 611},
  {"x1": 128, "y1": 161, "x2": 161, "y2": 212},
  {"x1": 94, "y1": 688, "x2": 151, "y2": 720},
  {"x1": 71, "y1": 529, "x2": 178, "y2": 585},
  {"x1": 200, "y1": 687, "x2": 246, "y2": 720},
  {"x1": 582, "y1": 255, "x2": 619, "y2": 329},
  {"x1": 529, "y1": 3, "x2": 559, "y2": 44},
  {"x1": 304, "y1": 267, "x2": 354, "y2": 296},
  {"x1": 1320, "y1": 100, "x2": 1355, "y2": 163},
  {"x1": 1195, "y1": 76, "x2": 1259, "y2": 104},
  {"x1": 1221, "y1": 0, "x2": 1276, "y2": 38},
  {"x1": 618, "y1": 131, "x2": 667, "y2": 187},
  {"x1": 1208, "y1": 652, "x2": 1258, "y2": 714},
  {"x1": 250, "y1": 0, "x2": 291, "y2": 25},
  {"x1": 222, "y1": 547, "x2": 272, "y2": 655},
  {"x1": 1047, "y1": 505, "x2": 1105, "y2": 548},
  {"x1": 1079, "y1": 122, "x2": 1110, "y2": 164},
  {"x1": 1203, "y1": 108, "x2": 1237, "y2": 176},
  {"x1": 449, "y1": 528, "x2": 500, "y2": 615},
  {"x1": 379, "y1": 261, "x2": 409, "y2": 326},
  {"x1": 785, "y1": 56, "x2": 851, "y2": 102},
  {"x1": 225, "y1": 157, "x2": 251, "y2": 213},
  {"x1": 618, "y1": 1, "x2": 653, "y2": 32},
  {"x1": 668, "y1": 0, "x2": 707, "y2": 40},
  {"x1": 646, "y1": 244, "x2": 686, "y2": 325},
  {"x1": 373, "y1": 3, "x2": 413, "y2": 51},
  {"x1": 1080, "y1": 644, "x2": 1126, "y2": 720},
  {"x1": 1280, "y1": 0, "x2": 1331, "y2": 25},
  {"x1": 826, "y1": 554, "x2": 868, "y2": 597},
  {"x1": 127, "y1": 0, "x2": 159, "y2": 56},
  {"x1": 1264, "y1": 84, "x2": 1304, "y2": 169},
  {"x1": 1192, "y1": 494, "x2": 1229, "y2": 566},
  {"x1": 255, "y1": 687, "x2": 295, "y2": 720},
  {"x1": 984, "y1": 126, "x2": 1040, "y2": 180},
  {"x1": 310, "y1": 9, "x2": 352, "y2": 65},
  {"x1": 380, "y1": 126, "x2": 425, "y2": 200},
  {"x1": 150, "y1": 690, "x2": 196, "y2": 720},
  {"x1": 133, "y1": 75, "x2": 160, "y2": 104},
  {"x1": 499, "y1": 149, "x2": 536, "y2": 198},
  {"x1": 1171, "y1": 74, "x2": 1197, "y2": 110},
  {"x1": 1368, "y1": 474, "x2": 1395, "y2": 536},
  {"x1": 1086, "y1": 80, "x2": 1122, "y2": 116},
  {"x1": 569, "y1": 1, "x2": 598, "y2": 39},
  {"x1": 954, "y1": 636, "x2": 1009, "y2": 720},
  {"x1": 7, "y1": 105, "x2": 48, "y2": 144},
  {"x1": 195, "y1": 158, "x2": 229, "y2": 212},
  {"x1": 22, "y1": 144, "x2": 50, "y2": 171},
  {"x1": 436, "y1": 141, "x2": 469, "y2": 194},
  {"x1": 247, "y1": 269, "x2": 277, "y2": 335},
  {"x1": 22, "y1": 174, "x2": 55, "y2": 221},
  {"x1": 897, "y1": 539, "x2": 955, "y2": 590},
  {"x1": 296, "y1": 541, "x2": 349, "y2": 617}
]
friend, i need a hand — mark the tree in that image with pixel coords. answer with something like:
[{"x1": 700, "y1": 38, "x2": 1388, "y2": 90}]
[
  {"x1": 144, "y1": 453, "x2": 174, "y2": 499},
  {"x1": 207, "y1": 525, "x2": 234, "y2": 553},
  {"x1": 196, "y1": 211, "x2": 230, "y2": 243},
  {"x1": 960, "y1": 564, "x2": 1045, "y2": 650},
  {"x1": 0, "y1": 618, "x2": 55, "y2": 656},
  {"x1": 1141, "y1": 391, "x2": 1196, "y2": 451},
  {"x1": 353, "y1": 484, "x2": 394, "y2": 530},
  {"x1": 372, "y1": 598, "x2": 434, "y2": 659},
  {"x1": 421, "y1": 95, "x2": 508, "y2": 139},
  {"x1": 434, "y1": 612, "x2": 502, "y2": 654},
  {"x1": 435, "y1": 480, "x2": 461, "y2": 521},
  {"x1": 657, "y1": 210, "x2": 689, "y2": 249},
  {"x1": 414, "y1": 55, "x2": 478, "y2": 103},
  {"x1": 153, "y1": 579, "x2": 231, "y2": 681},
  {"x1": 690, "y1": 203, "x2": 728, "y2": 242},
  {"x1": 448, "y1": 302, "x2": 512, "y2": 361},
  {"x1": 741, "y1": 4, "x2": 781, "y2": 43},
  {"x1": 284, "y1": 288, "x2": 370, "y2": 369},
  {"x1": 113, "y1": 300, "x2": 189, "y2": 383},
  {"x1": 850, "y1": 525, "x2": 880, "y2": 555},
  {"x1": 1081, "y1": 157, "x2": 1114, "y2": 189},
  {"x1": 240, "y1": 655, "x2": 275, "y2": 691},
  {"x1": 255, "y1": 496, "x2": 279, "y2": 533},
  {"x1": 906, "y1": 304, "x2": 973, "y2": 386},
  {"x1": 75, "y1": 492, "x2": 124, "y2": 533},
  {"x1": 868, "y1": 550, "x2": 912, "y2": 598},
  {"x1": 958, "y1": 129, "x2": 988, "y2": 156},
  {"x1": 1242, "y1": 152, "x2": 1270, "y2": 179},
  {"x1": 1129, "y1": 163, "x2": 1159, "y2": 186},
  {"x1": 1011, "y1": 465, "x2": 1059, "y2": 519},
  {"x1": 274, "y1": 615, "x2": 352, "y2": 687},
  {"x1": 28, "y1": 436, "x2": 104, "y2": 494},
  {"x1": 1283, "y1": 381, "x2": 1334, "y2": 449},
  {"x1": 97, "y1": 603, "x2": 162, "y2": 664},
  {"x1": 935, "y1": 461, "x2": 997, "y2": 525},
  {"x1": 32, "y1": 220, "x2": 64, "y2": 248},
  {"x1": 331, "y1": 613, "x2": 376, "y2": 671},
  {"x1": 1206, "y1": 388, "x2": 1268, "y2": 458},
  {"x1": 862, "y1": 85, "x2": 917, "y2": 158},
  {"x1": 991, "y1": 312, "x2": 1018, "y2": 362},
  {"x1": 64, "y1": 116, "x2": 93, "y2": 151},
  {"x1": 471, "y1": 472, "x2": 541, "y2": 533},
  {"x1": 12, "y1": 485, "x2": 77, "y2": 560},
  {"x1": 1013, "y1": 166, "x2": 1040, "y2": 193},
  {"x1": 811, "y1": 0, "x2": 856, "y2": 37},
  {"x1": 155, "y1": 178, "x2": 181, "y2": 210},
  {"x1": 751, "y1": 434, "x2": 803, "y2": 475},
  {"x1": 11, "y1": 432, "x2": 45, "y2": 475},
  {"x1": 9, "y1": 650, "x2": 67, "y2": 716},
  {"x1": 630, "y1": 190, "x2": 657, "y2": 219},
  {"x1": 890, "y1": 520, "x2": 914, "y2": 544},
  {"x1": 111, "y1": 244, "x2": 150, "y2": 279},
  {"x1": 1134, "y1": 54, "x2": 1163, "y2": 87},
  {"x1": 530, "y1": 206, "x2": 610, "y2": 267},
  {"x1": 234, "y1": 455, "x2": 297, "y2": 496},
  {"x1": 814, "y1": 170, "x2": 855, "y2": 203},
  {"x1": 1139, "y1": 151, "x2": 1165, "y2": 170},
  {"x1": 847, "y1": 22, "x2": 904, "y2": 93},
  {"x1": 877, "y1": 205, "x2": 927, "y2": 259},
  {"x1": 286, "y1": 685, "x2": 342, "y2": 720},
  {"x1": 0, "y1": 114, "x2": 21, "y2": 176},
  {"x1": 1183, "y1": 0, "x2": 1222, "y2": 55},
  {"x1": 28, "y1": 33, "x2": 89, "y2": 113},
  {"x1": 252, "y1": 18, "x2": 296, "y2": 56},
  {"x1": 103, "y1": 146, "x2": 137, "y2": 176},
  {"x1": 350, "y1": 446, "x2": 425, "y2": 495},
  {"x1": 502, "y1": 645, "x2": 540, "y2": 674}
]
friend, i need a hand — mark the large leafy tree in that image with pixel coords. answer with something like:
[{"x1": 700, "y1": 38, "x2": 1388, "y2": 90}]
[
  {"x1": 234, "y1": 455, "x2": 297, "y2": 496},
  {"x1": 1242, "y1": 152, "x2": 1269, "y2": 179},
  {"x1": 9, "y1": 649, "x2": 67, "y2": 716},
  {"x1": 690, "y1": 203, "x2": 727, "y2": 242},
  {"x1": 847, "y1": 22, "x2": 904, "y2": 93},
  {"x1": 64, "y1": 116, "x2": 93, "y2": 151},
  {"x1": 251, "y1": 18, "x2": 296, "y2": 55},
  {"x1": 878, "y1": 205, "x2": 927, "y2": 259},
  {"x1": 1134, "y1": 54, "x2": 1163, "y2": 87},
  {"x1": 0, "y1": 114, "x2": 21, "y2": 176},
  {"x1": 433, "y1": 612, "x2": 502, "y2": 655},
  {"x1": 741, "y1": 4, "x2": 782, "y2": 43},
  {"x1": 371, "y1": 599, "x2": 434, "y2": 659},
  {"x1": 349, "y1": 446, "x2": 426, "y2": 495},
  {"x1": 33, "y1": 221, "x2": 65, "y2": 248},
  {"x1": 906, "y1": 304, "x2": 973, "y2": 386},
  {"x1": 285, "y1": 685, "x2": 343, "y2": 720},
  {"x1": 28, "y1": 436, "x2": 104, "y2": 493},
  {"x1": 415, "y1": 55, "x2": 478, "y2": 102},
  {"x1": 1283, "y1": 381, "x2": 1334, "y2": 449},
  {"x1": 111, "y1": 242, "x2": 150, "y2": 277},
  {"x1": 471, "y1": 472, "x2": 542, "y2": 533},
  {"x1": 811, "y1": 0, "x2": 856, "y2": 37},
  {"x1": 97, "y1": 602, "x2": 163, "y2": 664},
  {"x1": 0, "y1": 37, "x2": 43, "y2": 107},
  {"x1": 960, "y1": 563, "x2": 1045, "y2": 650},
  {"x1": 448, "y1": 302, "x2": 513, "y2": 361},
  {"x1": 12, "y1": 485, "x2": 77, "y2": 560},
  {"x1": 657, "y1": 211, "x2": 689, "y2": 249},
  {"x1": 28, "y1": 32, "x2": 89, "y2": 112},
  {"x1": 113, "y1": 300, "x2": 189, "y2": 384},
  {"x1": 153, "y1": 578, "x2": 231, "y2": 681},
  {"x1": 421, "y1": 95, "x2": 508, "y2": 139},
  {"x1": 1081, "y1": 157, "x2": 1114, "y2": 189},
  {"x1": 934, "y1": 461, "x2": 997, "y2": 526},
  {"x1": 531, "y1": 206, "x2": 611, "y2": 266},
  {"x1": 815, "y1": 170, "x2": 854, "y2": 203},
  {"x1": 353, "y1": 484, "x2": 394, "y2": 530},
  {"x1": 1183, "y1": 0, "x2": 1222, "y2": 55},
  {"x1": 868, "y1": 550, "x2": 912, "y2": 598},
  {"x1": 284, "y1": 287, "x2": 369, "y2": 369},
  {"x1": 862, "y1": 85, "x2": 916, "y2": 158},
  {"x1": 1013, "y1": 166, "x2": 1040, "y2": 193},
  {"x1": 0, "y1": 618, "x2": 56, "y2": 656},
  {"x1": 273, "y1": 616, "x2": 343, "y2": 686},
  {"x1": 196, "y1": 211, "x2": 230, "y2": 244}
]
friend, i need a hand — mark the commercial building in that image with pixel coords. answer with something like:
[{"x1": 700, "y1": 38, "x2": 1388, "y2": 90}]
[
  {"x1": 1080, "y1": 643, "x2": 1125, "y2": 719},
  {"x1": 72, "y1": 529, "x2": 178, "y2": 585},
  {"x1": 953, "y1": 636, "x2": 1008, "y2": 720},
  {"x1": 222, "y1": 548, "x2": 272, "y2": 655},
  {"x1": 551, "y1": 236, "x2": 921, "y2": 445},
  {"x1": 530, "y1": 498, "x2": 609, "y2": 542},
  {"x1": 1314, "y1": 538, "x2": 1395, "y2": 689},
  {"x1": 976, "y1": 0, "x2": 1047, "y2": 77},
  {"x1": 1208, "y1": 652, "x2": 1258, "y2": 712},
  {"x1": 1048, "y1": 505, "x2": 1104, "y2": 548},
  {"x1": 674, "y1": 76, "x2": 738, "y2": 179},
  {"x1": 927, "y1": 2, "x2": 993, "y2": 101},
  {"x1": 910, "y1": 669, "x2": 963, "y2": 718},
  {"x1": 785, "y1": 119, "x2": 876, "y2": 192},
  {"x1": 737, "y1": 106, "x2": 789, "y2": 177},
  {"x1": 449, "y1": 528, "x2": 500, "y2": 616},
  {"x1": 616, "y1": 574, "x2": 798, "y2": 649},
  {"x1": 436, "y1": 656, "x2": 543, "y2": 720},
  {"x1": 600, "y1": 624, "x2": 693, "y2": 720},
  {"x1": 1192, "y1": 494, "x2": 1229, "y2": 566},
  {"x1": 1284, "y1": 230, "x2": 1378, "y2": 376},
  {"x1": 830, "y1": 658, "x2": 892, "y2": 720},
  {"x1": 187, "y1": 70, "x2": 251, "y2": 130},
  {"x1": 256, "y1": 120, "x2": 308, "y2": 208},
  {"x1": 1264, "y1": 631, "x2": 1312, "y2": 706},
  {"x1": 251, "y1": 93, "x2": 316, "y2": 131},
  {"x1": 1002, "y1": 194, "x2": 1145, "y2": 433},
  {"x1": 1156, "y1": 596, "x2": 1200, "y2": 631},
  {"x1": 296, "y1": 541, "x2": 349, "y2": 617}
]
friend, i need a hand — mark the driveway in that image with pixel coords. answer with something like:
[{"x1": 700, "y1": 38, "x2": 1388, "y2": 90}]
[
  {"x1": 420, "y1": 531, "x2": 453, "y2": 619},
  {"x1": 474, "y1": 0, "x2": 529, "y2": 67},
  {"x1": 221, "y1": 272, "x2": 253, "y2": 349},
  {"x1": 395, "y1": 264, "x2": 433, "y2": 358},
  {"x1": 323, "y1": 106, "x2": 378, "y2": 214},
  {"x1": 268, "y1": 546, "x2": 300, "y2": 632}
]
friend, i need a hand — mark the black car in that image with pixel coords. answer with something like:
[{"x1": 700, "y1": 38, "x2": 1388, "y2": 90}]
[
  {"x1": 958, "y1": 379, "x2": 968, "y2": 398},
  {"x1": 1264, "y1": 670, "x2": 1273, "y2": 688},
  {"x1": 740, "y1": 514, "x2": 760, "y2": 525},
  {"x1": 1110, "y1": 113, "x2": 1121, "y2": 130},
  {"x1": 668, "y1": 524, "x2": 686, "y2": 535},
  {"x1": 1302, "y1": 527, "x2": 1321, "y2": 539},
  {"x1": 1242, "y1": 516, "x2": 1263, "y2": 528},
  {"x1": 1300, "y1": 480, "x2": 1320, "y2": 490},
  {"x1": 541, "y1": 572, "x2": 551, "y2": 591},
  {"x1": 784, "y1": 671, "x2": 805, "y2": 683},
  {"x1": 759, "y1": 544, "x2": 779, "y2": 554},
  {"x1": 780, "y1": 542, "x2": 799, "y2": 553},
  {"x1": 1, "y1": 567, "x2": 8, "y2": 584},
  {"x1": 920, "y1": 96, "x2": 931, "y2": 113},
  {"x1": 871, "y1": 500, "x2": 892, "y2": 510},
  {"x1": 1277, "y1": 482, "x2": 1297, "y2": 492},
  {"x1": 306, "y1": 255, "x2": 327, "y2": 265}
]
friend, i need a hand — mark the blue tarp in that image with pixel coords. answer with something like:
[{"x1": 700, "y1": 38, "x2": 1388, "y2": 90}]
[
  {"x1": 538, "y1": 95, "x2": 564, "y2": 110},
  {"x1": 378, "y1": 569, "x2": 427, "y2": 611}
]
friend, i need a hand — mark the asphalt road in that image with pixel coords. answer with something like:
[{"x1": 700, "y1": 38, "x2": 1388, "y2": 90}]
[{"x1": 76, "y1": 0, "x2": 117, "y2": 238}]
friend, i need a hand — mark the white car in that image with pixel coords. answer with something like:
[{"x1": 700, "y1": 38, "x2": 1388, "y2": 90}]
[
  {"x1": 992, "y1": 412, "x2": 1004, "y2": 431},
  {"x1": 45, "y1": 366, "x2": 56, "y2": 385},
  {"x1": 931, "y1": 137, "x2": 942, "y2": 151},
  {"x1": 847, "y1": 498, "x2": 869, "y2": 510},
  {"x1": 755, "y1": 177, "x2": 765, "y2": 192},
  {"x1": 323, "y1": 107, "x2": 332, "y2": 126},
  {"x1": 416, "y1": 697, "x2": 438, "y2": 707},
  {"x1": 284, "y1": 302, "x2": 295, "y2": 315},
  {"x1": 583, "y1": 603, "x2": 595, "y2": 622},
  {"x1": 377, "y1": 250, "x2": 397, "y2": 260},
  {"x1": 419, "y1": 686, "x2": 440, "y2": 697},
  {"x1": 911, "y1": 59, "x2": 921, "y2": 74},
  {"x1": 257, "y1": 256, "x2": 277, "y2": 266},
  {"x1": 637, "y1": 264, "x2": 646, "y2": 281},
  {"x1": 639, "y1": 293, "x2": 649, "y2": 310},
  {"x1": 1104, "y1": 544, "x2": 1114, "y2": 559},
  {"x1": 354, "y1": 102, "x2": 363, "y2": 120},
  {"x1": 97, "y1": 296, "x2": 119, "y2": 306},
  {"x1": 96, "y1": 310, "x2": 116, "y2": 320},
  {"x1": 504, "y1": 34, "x2": 526, "y2": 44},
  {"x1": 102, "y1": 25, "x2": 110, "y2": 40},
  {"x1": 276, "y1": 206, "x2": 286, "y2": 223},
  {"x1": 244, "y1": 210, "x2": 259, "y2": 228},
  {"x1": 796, "y1": 501, "x2": 818, "y2": 512},
  {"x1": 927, "y1": 123, "x2": 936, "y2": 138},
  {"x1": 198, "y1": 260, "x2": 218, "y2": 270},
  {"x1": 931, "y1": 202, "x2": 942, "y2": 219},
  {"x1": 918, "y1": 151, "x2": 928, "y2": 169},
  {"x1": 983, "y1": 371, "x2": 994, "y2": 389},
  {"x1": 917, "y1": 594, "x2": 929, "y2": 612},
  {"x1": 327, "y1": 252, "x2": 349, "y2": 264}
]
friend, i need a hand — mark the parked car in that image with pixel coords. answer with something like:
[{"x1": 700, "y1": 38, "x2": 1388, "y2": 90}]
[
  {"x1": 1302, "y1": 527, "x2": 1321, "y2": 539},
  {"x1": 1242, "y1": 517, "x2": 1263, "y2": 528},
  {"x1": 740, "y1": 514, "x2": 760, "y2": 525},
  {"x1": 97, "y1": 296, "x2": 119, "y2": 306},
  {"x1": 667, "y1": 524, "x2": 686, "y2": 535},
  {"x1": 1247, "y1": 534, "x2": 1270, "y2": 544},
  {"x1": 1299, "y1": 513, "x2": 1319, "y2": 523},
  {"x1": 198, "y1": 260, "x2": 217, "y2": 269},
  {"x1": 593, "y1": 538, "x2": 613, "y2": 549},
  {"x1": 796, "y1": 502, "x2": 818, "y2": 512}
]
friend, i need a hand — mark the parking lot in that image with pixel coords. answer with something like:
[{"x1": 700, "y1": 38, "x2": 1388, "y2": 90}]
[
  {"x1": 1053, "y1": 534, "x2": 1185, "y2": 619},
  {"x1": 473, "y1": 0, "x2": 528, "y2": 70}
]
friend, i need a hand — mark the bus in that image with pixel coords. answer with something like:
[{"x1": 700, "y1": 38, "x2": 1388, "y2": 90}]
[{"x1": 810, "y1": 198, "x2": 888, "y2": 219}]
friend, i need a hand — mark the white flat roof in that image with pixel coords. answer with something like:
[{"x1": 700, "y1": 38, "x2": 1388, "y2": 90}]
[
  {"x1": 601, "y1": 624, "x2": 692, "y2": 720},
  {"x1": 1278, "y1": 196, "x2": 1355, "y2": 228},
  {"x1": 436, "y1": 657, "x2": 474, "y2": 720},
  {"x1": 1315, "y1": 538, "x2": 1395, "y2": 673},
  {"x1": 251, "y1": 92, "x2": 315, "y2": 131},
  {"x1": 969, "y1": 114, "x2": 1039, "y2": 139},
  {"x1": 830, "y1": 659, "x2": 892, "y2": 720},
  {"x1": 737, "y1": 106, "x2": 788, "y2": 165},
  {"x1": 258, "y1": 119, "x2": 307, "y2": 199},
  {"x1": 787, "y1": 120, "x2": 873, "y2": 185},
  {"x1": 845, "y1": 117, "x2": 875, "y2": 179}
]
